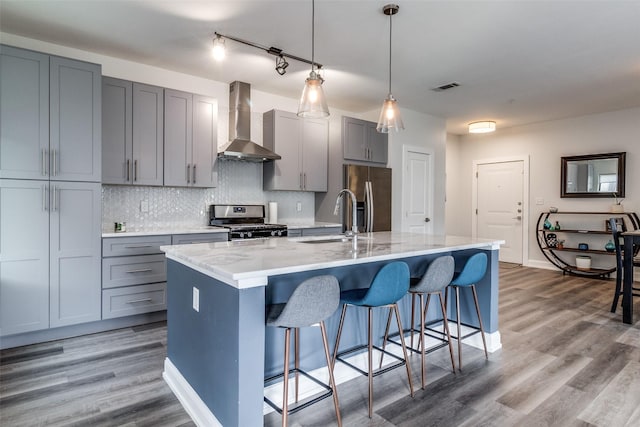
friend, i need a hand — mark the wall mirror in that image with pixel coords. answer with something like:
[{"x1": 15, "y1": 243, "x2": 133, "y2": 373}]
[{"x1": 561, "y1": 152, "x2": 626, "y2": 198}]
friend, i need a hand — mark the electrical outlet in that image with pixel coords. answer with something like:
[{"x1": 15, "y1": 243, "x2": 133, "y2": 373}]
[
  {"x1": 536, "y1": 197, "x2": 544, "y2": 205},
  {"x1": 296, "y1": 202, "x2": 302, "y2": 212},
  {"x1": 192, "y1": 287, "x2": 199, "y2": 312},
  {"x1": 140, "y1": 200, "x2": 149, "y2": 212}
]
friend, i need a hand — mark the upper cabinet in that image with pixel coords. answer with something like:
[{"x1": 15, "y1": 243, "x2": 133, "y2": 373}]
[
  {"x1": 342, "y1": 116, "x2": 388, "y2": 164},
  {"x1": 263, "y1": 109, "x2": 328, "y2": 192},
  {"x1": 0, "y1": 45, "x2": 101, "y2": 182},
  {"x1": 102, "y1": 77, "x2": 163, "y2": 186},
  {"x1": 164, "y1": 90, "x2": 217, "y2": 188}
]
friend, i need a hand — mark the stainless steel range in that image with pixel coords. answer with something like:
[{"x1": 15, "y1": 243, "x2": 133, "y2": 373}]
[{"x1": 208, "y1": 204, "x2": 287, "y2": 240}]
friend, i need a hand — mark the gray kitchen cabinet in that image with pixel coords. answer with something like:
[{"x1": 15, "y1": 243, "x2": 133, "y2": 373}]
[
  {"x1": 0, "y1": 179, "x2": 101, "y2": 335},
  {"x1": 171, "y1": 233, "x2": 227, "y2": 245},
  {"x1": 0, "y1": 45, "x2": 49, "y2": 180},
  {"x1": 1, "y1": 46, "x2": 101, "y2": 182},
  {"x1": 49, "y1": 181, "x2": 102, "y2": 327},
  {"x1": 263, "y1": 109, "x2": 328, "y2": 192},
  {"x1": 164, "y1": 89, "x2": 218, "y2": 188},
  {"x1": 102, "y1": 77, "x2": 163, "y2": 186},
  {"x1": 342, "y1": 116, "x2": 388, "y2": 164},
  {"x1": 50, "y1": 56, "x2": 101, "y2": 182},
  {"x1": 101, "y1": 235, "x2": 169, "y2": 319}
]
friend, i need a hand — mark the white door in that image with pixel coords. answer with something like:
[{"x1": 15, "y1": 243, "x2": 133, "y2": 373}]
[
  {"x1": 403, "y1": 148, "x2": 433, "y2": 234},
  {"x1": 476, "y1": 161, "x2": 524, "y2": 263}
]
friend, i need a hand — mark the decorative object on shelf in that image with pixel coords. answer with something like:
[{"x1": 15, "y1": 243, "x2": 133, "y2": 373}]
[
  {"x1": 554, "y1": 221, "x2": 561, "y2": 230},
  {"x1": 578, "y1": 243, "x2": 589, "y2": 250},
  {"x1": 376, "y1": 4, "x2": 404, "y2": 133},
  {"x1": 549, "y1": 206, "x2": 559, "y2": 213},
  {"x1": 606, "y1": 217, "x2": 625, "y2": 232},
  {"x1": 576, "y1": 255, "x2": 592, "y2": 270},
  {"x1": 557, "y1": 240, "x2": 565, "y2": 249},
  {"x1": 605, "y1": 240, "x2": 616, "y2": 252},
  {"x1": 545, "y1": 233, "x2": 558, "y2": 248},
  {"x1": 611, "y1": 192, "x2": 624, "y2": 213},
  {"x1": 543, "y1": 218, "x2": 552, "y2": 230},
  {"x1": 114, "y1": 221, "x2": 126, "y2": 232}
]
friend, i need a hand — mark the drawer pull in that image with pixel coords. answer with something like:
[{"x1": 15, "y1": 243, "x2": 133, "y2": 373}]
[
  {"x1": 126, "y1": 298, "x2": 153, "y2": 304},
  {"x1": 125, "y1": 268, "x2": 153, "y2": 274},
  {"x1": 124, "y1": 245, "x2": 154, "y2": 249}
]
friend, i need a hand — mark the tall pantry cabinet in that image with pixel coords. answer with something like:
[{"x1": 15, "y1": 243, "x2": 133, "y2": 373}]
[{"x1": 0, "y1": 45, "x2": 102, "y2": 336}]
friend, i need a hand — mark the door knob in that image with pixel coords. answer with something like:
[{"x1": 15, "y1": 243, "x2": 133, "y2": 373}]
[
  {"x1": 424, "y1": 218, "x2": 431, "y2": 223},
  {"x1": 512, "y1": 216, "x2": 522, "y2": 220}
]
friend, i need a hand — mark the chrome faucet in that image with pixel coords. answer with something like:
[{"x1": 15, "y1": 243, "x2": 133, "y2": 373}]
[{"x1": 334, "y1": 189, "x2": 358, "y2": 250}]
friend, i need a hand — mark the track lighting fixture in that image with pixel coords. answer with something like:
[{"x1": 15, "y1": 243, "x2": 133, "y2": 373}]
[{"x1": 212, "y1": 31, "x2": 322, "y2": 77}]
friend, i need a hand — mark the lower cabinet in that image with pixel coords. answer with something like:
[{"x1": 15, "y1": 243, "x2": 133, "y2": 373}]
[
  {"x1": 101, "y1": 235, "x2": 170, "y2": 319},
  {"x1": 0, "y1": 179, "x2": 101, "y2": 336}
]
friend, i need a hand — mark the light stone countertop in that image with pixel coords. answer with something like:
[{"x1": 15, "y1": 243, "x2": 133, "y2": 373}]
[
  {"x1": 102, "y1": 226, "x2": 228, "y2": 238},
  {"x1": 161, "y1": 232, "x2": 504, "y2": 289}
]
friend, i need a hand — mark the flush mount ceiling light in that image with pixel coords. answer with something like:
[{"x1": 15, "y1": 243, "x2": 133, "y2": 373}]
[
  {"x1": 297, "y1": 0, "x2": 330, "y2": 118},
  {"x1": 377, "y1": 4, "x2": 404, "y2": 133},
  {"x1": 468, "y1": 121, "x2": 497, "y2": 133},
  {"x1": 211, "y1": 32, "x2": 322, "y2": 77}
]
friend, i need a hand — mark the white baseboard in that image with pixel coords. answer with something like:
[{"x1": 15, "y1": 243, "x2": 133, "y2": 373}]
[
  {"x1": 463, "y1": 329, "x2": 502, "y2": 353},
  {"x1": 163, "y1": 358, "x2": 221, "y2": 427},
  {"x1": 525, "y1": 259, "x2": 558, "y2": 270}
]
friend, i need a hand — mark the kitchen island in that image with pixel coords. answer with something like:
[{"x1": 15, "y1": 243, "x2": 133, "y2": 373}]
[{"x1": 161, "y1": 232, "x2": 503, "y2": 427}]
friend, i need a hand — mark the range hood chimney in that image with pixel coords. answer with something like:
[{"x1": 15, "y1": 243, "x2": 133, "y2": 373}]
[{"x1": 218, "y1": 81, "x2": 281, "y2": 162}]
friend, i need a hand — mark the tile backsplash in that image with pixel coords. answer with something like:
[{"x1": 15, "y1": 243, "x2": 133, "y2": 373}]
[{"x1": 102, "y1": 161, "x2": 316, "y2": 232}]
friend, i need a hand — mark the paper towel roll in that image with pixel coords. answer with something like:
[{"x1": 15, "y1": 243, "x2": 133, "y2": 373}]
[{"x1": 268, "y1": 202, "x2": 278, "y2": 224}]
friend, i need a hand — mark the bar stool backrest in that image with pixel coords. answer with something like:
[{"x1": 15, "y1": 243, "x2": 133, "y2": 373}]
[
  {"x1": 451, "y1": 253, "x2": 488, "y2": 287},
  {"x1": 412, "y1": 256, "x2": 455, "y2": 293},
  {"x1": 270, "y1": 275, "x2": 340, "y2": 328},
  {"x1": 360, "y1": 262, "x2": 410, "y2": 307}
]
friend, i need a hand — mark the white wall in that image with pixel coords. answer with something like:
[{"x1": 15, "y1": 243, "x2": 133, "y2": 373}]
[{"x1": 447, "y1": 106, "x2": 640, "y2": 267}]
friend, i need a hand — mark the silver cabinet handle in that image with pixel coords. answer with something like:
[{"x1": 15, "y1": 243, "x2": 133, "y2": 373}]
[
  {"x1": 51, "y1": 185, "x2": 58, "y2": 212},
  {"x1": 42, "y1": 185, "x2": 48, "y2": 211},
  {"x1": 192, "y1": 164, "x2": 196, "y2": 184},
  {"x1": 126, "y1": 298, "x2": 153, "y2": 304},
  {"x1": 187, "y1": 164, "x2": 191, "y2": 183},
  {"x1": 299, "y1": 173, "x2": 303, "y2": 190},
  {"x1": 42, "y1": 149, "x2": 47, "y2": 176},
  {"x1": 52, "y1": 149, "x2": 57, "y2": 176},
  {"x1": 125, "y1": 268, "x2": 153, "y2": 274},
  {"x1": 134, "y1": 160, "x2": 138, "y2": 181},
  {"x1": 126, "y1": 159, "x2": 130, "y2": 182},
  {"x1": 303, "y1": 173, "x2": 307, "y2": 190},
  {"x1": 124, "y1": 245, "x2": 153, "y2": 249}
]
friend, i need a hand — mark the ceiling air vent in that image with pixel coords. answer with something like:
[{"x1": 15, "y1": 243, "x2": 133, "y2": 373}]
[{"x1": 431, "y1": 82, "x2": 460, "y2": 92}]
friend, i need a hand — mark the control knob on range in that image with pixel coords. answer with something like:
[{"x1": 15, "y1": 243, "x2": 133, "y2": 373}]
[
  {"x1": 277, "y1": 230, "x2": 283, "y2": 237},
  {"x1": 247, "y1": 231, "x2": 252, "y2": 238},
  {"x1": 238, "y1": 232, "x2": 244, "y2": 238},
  {"x1": 270, "y1": 230, "x2": 276, "y2": 237}
]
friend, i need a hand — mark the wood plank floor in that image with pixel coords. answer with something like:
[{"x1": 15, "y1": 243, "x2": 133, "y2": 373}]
[{"x1": 2, "y1": 265, "x2": 640, "y2": 426}]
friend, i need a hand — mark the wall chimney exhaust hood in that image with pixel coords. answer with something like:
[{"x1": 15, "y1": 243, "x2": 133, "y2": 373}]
[{"x1": 218, "y1": 81, "x2": 281, "y2": 162}]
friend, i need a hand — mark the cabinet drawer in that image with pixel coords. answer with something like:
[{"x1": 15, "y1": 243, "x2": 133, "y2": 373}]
[
  {"x1": 102, "y1": 235, "x2": 171, "y2": 256},
  {"x1": 171, "y1": 233, "x2": 228, "y2": 245},
  {"x1": 102, "y1": 283, "x2": 166, "y2": 319},
  {"x1": 102, "y1": 254, "x2": 166, "y2": 288}
]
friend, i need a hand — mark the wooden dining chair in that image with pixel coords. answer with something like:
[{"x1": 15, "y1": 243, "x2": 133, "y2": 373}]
[{"x1": 609, "y1": 218, "x2": 640, "y2": 313}]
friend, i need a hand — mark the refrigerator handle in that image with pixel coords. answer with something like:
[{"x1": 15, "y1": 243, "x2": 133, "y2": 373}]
[{"x1": 367, "y1": 181, "x2": 374, "y2": 232}]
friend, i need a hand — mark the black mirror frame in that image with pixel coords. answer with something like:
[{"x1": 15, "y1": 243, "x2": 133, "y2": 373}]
[{"x1": 560, "y1": 152, "x2": 626, "y2": 198}]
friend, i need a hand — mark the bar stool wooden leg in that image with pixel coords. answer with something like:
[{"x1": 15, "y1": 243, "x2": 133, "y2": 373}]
[
  {"x1": 320, "y1": 321, "x2": 342, "y2": 427},
  {"x1": 368, "y1": 307, "x2": 374, "y2": 419},
  {"x1": 419, "y1": 293, "x2": 426, "y2": 389},
  {"x1": 393, "y1": 304, "x2": 414, "y2": 397},
  {"x1": 294, "y1": 328, "x2": 300, "y2": 403},
  {"x1": 438, "y1": 293, "x2": 456, "y2": 372},
  {"x1": 455, "y1": 286, "x2": 463, "y2": 370},
  {"x1": 332, "y1": 304, "x2": 348, "y2": 367},
  {"x1": 379, "y1": 307, "x2": 394, "y2": 369},
  {"x1": 410, "y1": 294, "x2": 417, "y2": 349},
  {"x1": 471, "y1": 285, "x2": 489, "y2": 359}
]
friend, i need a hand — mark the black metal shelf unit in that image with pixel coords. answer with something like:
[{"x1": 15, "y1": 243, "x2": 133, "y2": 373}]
[{"x1": 536, "y1": 211, "x2": 640, "y2": 278}]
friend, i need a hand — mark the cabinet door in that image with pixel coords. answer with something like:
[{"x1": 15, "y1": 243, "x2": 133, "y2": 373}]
[
  {"x1": 0, "y1": 179, "x2": 50, "y2": 335},
  {"x1": 132, "y1": 83, "x2": 163, "y2": 186},
  {"x1": 0, "y1": 46, "x2": 50, "y2": 180},
  {"x1": 367, "y1": 123, "x2": 388, "y2": 164},
  {"x1": 302, "y1": 118, "x2": 328, "y2": 191},
  {"x1": 164, "y1": 89, "x2": 193, "y2": 187},
  {"x1": 49, "y1": 181, "x2": 101, "y2": 327},
  {"x1": 102, "y1": 77, "x2": 133, "y2": 184},
  {"x1": 263, "y1": 110, "x2": 301, "y2": 191},
  {"x1": 50, "y1": 56, "x2": 101, "y2": 182},
  {"x1": 342, "y1": 116, "x2": 367, "y2": 162},
  {"x1": 192, "y1": 95, "x2": 218, "y2": 188}
]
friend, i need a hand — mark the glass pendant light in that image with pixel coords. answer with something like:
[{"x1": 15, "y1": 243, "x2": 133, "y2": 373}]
[
  {"x1": 212, "y1": 33, "x2": 226, "y2": 61},
  {"x1": 298, "y1": 0, "x2": 329, "y2": 118},
  {"x1": 377, "y1": 4, "x2": 404, "y2": 133}
]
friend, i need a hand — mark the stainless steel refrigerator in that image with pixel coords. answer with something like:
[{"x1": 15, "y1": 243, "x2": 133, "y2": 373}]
[{"x1": 342, "y1": 164, "x2": 392, "y2": 232}]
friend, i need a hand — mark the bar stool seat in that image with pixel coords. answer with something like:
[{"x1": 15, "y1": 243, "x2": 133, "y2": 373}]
[
  {"x1": 446, "y1": 252, "x2": 489, "y2": 370},
  {"x1": 332, "y1": 261, "x2": 414, "y2": 419},
  {"x1": 264, "y1": 275, "x2": 342, "y2": 427}
]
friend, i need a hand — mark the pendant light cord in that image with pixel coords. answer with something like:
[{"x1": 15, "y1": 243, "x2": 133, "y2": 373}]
[
  {"x1": 388, "y1": 10, "x2": 392, "y2": 95},
  {"x1": 311, "y1": 0, "x2": 316, "y2": 71}
]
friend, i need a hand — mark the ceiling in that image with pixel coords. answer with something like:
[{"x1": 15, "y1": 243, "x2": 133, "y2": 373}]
[{"x1": 1, "y1": 1, "x2": 639, "y2": 135}]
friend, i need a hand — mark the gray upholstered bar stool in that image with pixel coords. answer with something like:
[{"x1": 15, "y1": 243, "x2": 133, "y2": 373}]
[
  {"x1": 264, "y1": 275, "x2": 342, "y2": 427},
  {"x1": 406, "y1": 255, "x2": 456, "y2": 388}
]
